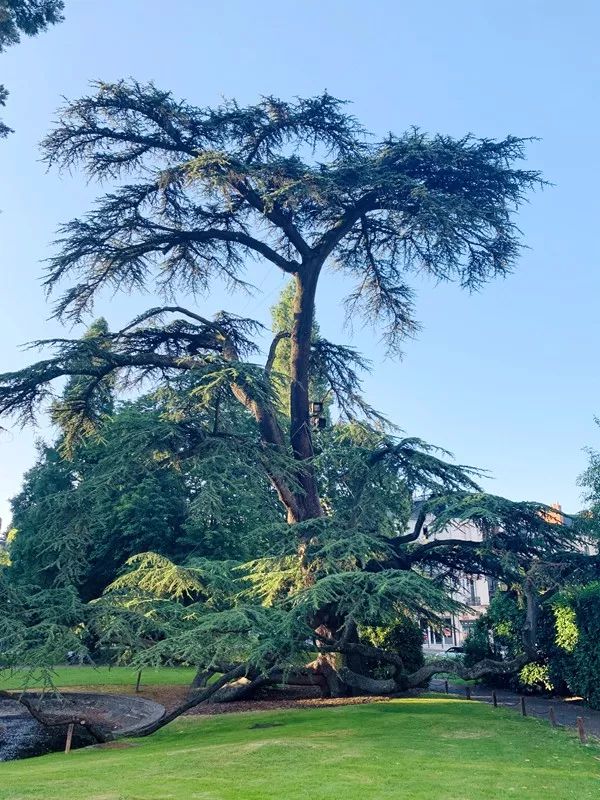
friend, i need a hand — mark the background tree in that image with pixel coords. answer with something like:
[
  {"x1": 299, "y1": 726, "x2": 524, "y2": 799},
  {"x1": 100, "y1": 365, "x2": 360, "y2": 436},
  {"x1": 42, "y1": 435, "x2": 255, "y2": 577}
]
[{"x1": 0, "y1": 0, "x2": 64, "y2": 136}]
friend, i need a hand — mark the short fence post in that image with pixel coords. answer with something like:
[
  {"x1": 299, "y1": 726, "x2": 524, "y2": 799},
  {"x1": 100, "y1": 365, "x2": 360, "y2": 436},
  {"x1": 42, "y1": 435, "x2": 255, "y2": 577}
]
[
  {"x1": 466, "y1": 686, "x2": 471, "y2": 700},
  {"x1": 444, "y1": 680, "x2": 449, "y2": 694},
  {"x1": 577, "y1": 716, "x2": 587, "y2": 744},
  {"x1": 549, "y1": 707, "x2": 557, "y2": 727},
  {"x1": 492, "y1": 690, "x2": 497, "y2": 708},
  {"x1": 135, "y1": 670, "x2": 142, "y2": 693},
  {"x1": 521, "y1": 696, "x2": 527, "y2": 717},
  {"x1": 64, "y1": 723, "x2": 74, "y2": 754}
]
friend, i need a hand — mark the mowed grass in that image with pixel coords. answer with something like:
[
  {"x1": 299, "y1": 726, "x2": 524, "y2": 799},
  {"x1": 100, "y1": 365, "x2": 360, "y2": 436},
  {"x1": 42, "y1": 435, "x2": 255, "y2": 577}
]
[
  {"x1": 0, "y1": 665, "x2": 196, "y2": 691},
  {"x1": 2, "y1": 696, "x2": 600, "y2": 800}
]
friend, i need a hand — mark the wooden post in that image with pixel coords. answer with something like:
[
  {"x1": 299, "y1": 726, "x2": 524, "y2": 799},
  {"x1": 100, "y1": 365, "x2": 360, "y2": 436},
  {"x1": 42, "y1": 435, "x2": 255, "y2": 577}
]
[
  {"x1": 466, "y1": 686, "x2": 471, "y2": 700},
  {"x1": 492, "y1": 690, "x2": 497, "y2": 708},
  {"x1": 520, "y1": 696, "x2": 527, "y2": 717},
  {"x1": 135, "y1": 670, "x2": 142, "y2": 693},
  {"x1": 549, "y1": 707, "x2": 557, "y2": 727},
  {"x1": 444, "y1": 680, "x2": 449, "y2": 694},
  {"x1": 576, "y1": 716, "x2": 587, "y2": 744},
  {"x1": 64, "y1": 723, "x2": 74, "y2": 754}
]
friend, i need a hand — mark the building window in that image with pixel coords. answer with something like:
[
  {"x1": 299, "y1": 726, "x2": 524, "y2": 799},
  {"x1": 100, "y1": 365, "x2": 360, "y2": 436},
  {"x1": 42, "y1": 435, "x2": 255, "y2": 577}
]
[{"x1": 467, "y1": 578, "x2": 480, "y2": 605}]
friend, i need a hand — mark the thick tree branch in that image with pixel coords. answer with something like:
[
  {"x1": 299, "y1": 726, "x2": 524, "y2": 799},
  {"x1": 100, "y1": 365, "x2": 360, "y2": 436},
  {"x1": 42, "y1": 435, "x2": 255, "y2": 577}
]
[
  {"x1": 265, "y1": 331, "x2": 290, "y2": 374},
  {"x1": 187, "y1": 228, "x2": 299, "y2": 274},
  {"x1": 229, "y1": 176, "x2": 312, "y2": 260},
  {"x1": 391, "y1": 507, "x2": 428, "y2": 547},
  {"x1": 405, "y1": 653, "x2": 533, "y2": 689},
  {"x1": 312, "y1": 195, "x2": 376, "y2": 262},
  {"x1": 409, "y1": 538, "x2": 482, "y2": 557}
]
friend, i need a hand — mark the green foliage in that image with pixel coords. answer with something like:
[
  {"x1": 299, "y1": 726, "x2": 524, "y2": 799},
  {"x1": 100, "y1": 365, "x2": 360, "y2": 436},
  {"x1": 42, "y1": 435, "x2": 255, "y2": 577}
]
[
  {"x1": 465, "y1": 606, "x2": 553, "y2": 695},
  {"x1": 554, "y1": 583, "x2": 600, "y2": 708},
  {"x1": 8, "y1": 403, "x2": 190, "y2": 598},
  {"x1": 5, "y1": 405, "x2": 580, "y2": 685},
  {"x1": 8, "y1": 443, "x2": 92, "y2": 588},
  {"x1": 293, "y1": 570, "x2": 458, "y2": 629},
  {"x1": 0, "y1": 572, "x2": 84, "y2": 674},
  {"x1": 467, "y1": 585, "x2": 600, "y2": 699},
  {"x1": 463, "y1": 619, "x2": 494, "y2": 667},
  {"x1": 574, "y1": 430, "x2": 600, "y2": 554},
  {"x1": 518, "y1": 662, "x2": 553, "y2": 692},
  {"x1": 485, "y1": 592, "x2": 525, "y2": 655},
  {"x1": 553, "y1": 603, "x2": 579, "y2": 652},
  {"x1": 7, "y1": 350, "x2": 283, "y2": 600},
  {"x1": 179, "y1": 439, "x2": 283, "y2": 562},
  {"x1": 0, "y1": 0, "x2": 63, "y2": 48},
  {"x1": 361, "y1": 616, "x2": 424, "y2": 674},
  {"x1": 0, "y1": 86, "x2": 576, "y2": 695},
  {"x1": 50, "y1": 317, "x2": 115, "y2": 456},
  {"x1": 463, "y1": 591, "x2": 525, "y2": 689},
  {"x1": 109, "y1": 553, "x2": 207, "y2": 601}
]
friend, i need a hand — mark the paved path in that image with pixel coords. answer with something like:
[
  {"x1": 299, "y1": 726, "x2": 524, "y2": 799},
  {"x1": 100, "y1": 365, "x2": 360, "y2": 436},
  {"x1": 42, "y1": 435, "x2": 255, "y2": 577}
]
[{"x1": 430, "y1": 679, "x2": 600, "y2": 739}]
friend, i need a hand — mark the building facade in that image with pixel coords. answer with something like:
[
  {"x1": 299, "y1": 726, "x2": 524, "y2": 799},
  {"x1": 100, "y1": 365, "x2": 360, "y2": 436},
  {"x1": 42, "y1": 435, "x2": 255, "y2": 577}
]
[
  {"x1": 417, "y1": 514, "x2": 495, "y2": 653},
  {"x1": 418, "y1": 503, "x2": 566, "y2": 653}
]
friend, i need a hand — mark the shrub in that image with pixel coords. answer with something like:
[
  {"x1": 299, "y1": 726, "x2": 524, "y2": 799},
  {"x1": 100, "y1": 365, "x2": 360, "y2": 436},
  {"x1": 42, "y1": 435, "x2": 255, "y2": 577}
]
[
  {"x1": 361, "y1": 616, "x2": 424, "y2": 675},
  {"x1": 518, "y1": 662, "x2": 553, "y2": 693},
  {"x1": 556, "y1": 583, "x2": 600, "y2": 708}
]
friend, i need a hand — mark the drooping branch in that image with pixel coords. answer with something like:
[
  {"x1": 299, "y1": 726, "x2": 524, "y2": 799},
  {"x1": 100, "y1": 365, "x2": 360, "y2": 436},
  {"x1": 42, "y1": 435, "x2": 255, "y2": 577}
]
[
  {"x1": 309, "y1": 337, "x2": 384, "y2": 422},
  {"x1": 47, "y1": 219, "x2": 300, "y2": 321},
  {"x1": 15, "y1": 664, "x2": 249, "y2": 743},
  {"x1": 0, "y1": 307, "x2": 311, "y2": 521}
]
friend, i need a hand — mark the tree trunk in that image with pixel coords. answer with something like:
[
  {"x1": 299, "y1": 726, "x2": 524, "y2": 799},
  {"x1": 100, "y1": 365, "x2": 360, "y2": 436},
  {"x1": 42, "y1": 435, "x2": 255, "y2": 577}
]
[{"x1": 289, "y1": 265, "x2": 324, "y2": 522}]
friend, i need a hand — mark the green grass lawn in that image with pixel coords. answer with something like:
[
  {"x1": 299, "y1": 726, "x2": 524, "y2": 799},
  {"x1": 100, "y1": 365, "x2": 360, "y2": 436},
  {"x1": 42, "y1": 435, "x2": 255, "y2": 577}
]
[
  {"x1": 1, "y1": 696, "x2": 599, "y2": 800},
  {"x1": 0, "y1": 665, "x2": 196, "y2": 691}
]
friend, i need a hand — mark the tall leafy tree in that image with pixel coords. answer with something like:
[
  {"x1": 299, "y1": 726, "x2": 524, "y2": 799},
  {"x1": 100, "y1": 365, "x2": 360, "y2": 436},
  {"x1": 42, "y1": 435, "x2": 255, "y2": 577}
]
[
  {"x1": 8, "y1": 401, "x2": 187, "y2": 598},
  {"x1": 8, "y1": 389, "x2": 285, "y2": 599},
  {"x1": 0, "y1": 88, "x2": 579, "y2": 717}
]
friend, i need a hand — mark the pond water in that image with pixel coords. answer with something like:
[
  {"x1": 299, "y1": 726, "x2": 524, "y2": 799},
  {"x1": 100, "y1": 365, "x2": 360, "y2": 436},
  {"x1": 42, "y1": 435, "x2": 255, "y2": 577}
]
[
  {"x1": 0, "y1": 698, "x2": 91, "y2": 761},
  {"x1": 0, "y1": 692, "x2": 165, "y2": 761}
]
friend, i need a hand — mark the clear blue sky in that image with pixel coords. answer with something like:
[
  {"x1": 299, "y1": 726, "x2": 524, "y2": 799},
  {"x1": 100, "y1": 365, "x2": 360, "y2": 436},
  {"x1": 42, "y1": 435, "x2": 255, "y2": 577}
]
[{"x1": 0, "y1": 0, "x2": 598, "y2": 525}]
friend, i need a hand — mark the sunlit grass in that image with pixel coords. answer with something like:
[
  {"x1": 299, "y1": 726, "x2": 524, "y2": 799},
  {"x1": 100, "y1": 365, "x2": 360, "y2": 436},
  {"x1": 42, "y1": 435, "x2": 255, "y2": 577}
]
[
  {"x1": 0, "y1": 665, "x2": 196, "y2": 691},
  {"x1": 1, "y1": 695, "x2": 599, "y2": 799}
]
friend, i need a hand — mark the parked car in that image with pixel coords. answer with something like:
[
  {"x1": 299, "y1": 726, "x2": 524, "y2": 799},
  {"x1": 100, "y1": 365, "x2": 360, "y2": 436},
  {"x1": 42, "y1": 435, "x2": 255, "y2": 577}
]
[{"x1": 443, "y1": 646, "x2": 465, "y2": 658}]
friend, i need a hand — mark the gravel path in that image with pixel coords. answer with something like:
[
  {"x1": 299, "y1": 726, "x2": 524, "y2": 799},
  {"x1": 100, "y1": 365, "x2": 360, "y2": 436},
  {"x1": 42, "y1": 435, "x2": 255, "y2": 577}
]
[{"x1": 430, "y1": 679, "x2": 600, "y2": 738}]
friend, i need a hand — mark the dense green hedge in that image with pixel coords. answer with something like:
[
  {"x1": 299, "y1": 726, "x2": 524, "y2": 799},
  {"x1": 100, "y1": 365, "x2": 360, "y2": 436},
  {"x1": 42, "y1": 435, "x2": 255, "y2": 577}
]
[
  {"x1": 557, "y1": 583, "x2": 600, "y2": 708},
  {"x1": 464, "y1": 584, "x2": 600, "y2": 706}
]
